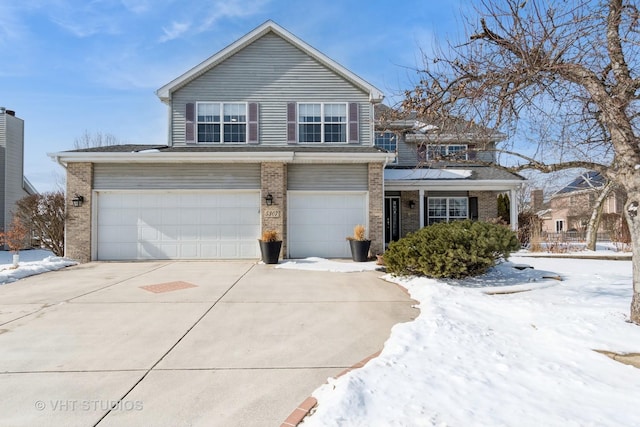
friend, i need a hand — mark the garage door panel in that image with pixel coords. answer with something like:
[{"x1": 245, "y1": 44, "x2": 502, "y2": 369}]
[
  {"x1": 288, "y1": 192, "x2": 367, "y2": 258},
  {"x1": 97, "y1": 191, "x2": 260, "y2": 260}
]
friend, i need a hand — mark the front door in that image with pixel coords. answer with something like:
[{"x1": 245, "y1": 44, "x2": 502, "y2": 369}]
[{"x1": 384, "y1": 197, "x2": 400, "y2": 245}]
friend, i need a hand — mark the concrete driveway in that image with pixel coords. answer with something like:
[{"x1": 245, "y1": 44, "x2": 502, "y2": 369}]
[{"x1": 0, "y1": 261, "x2": 416, "y2": 426}]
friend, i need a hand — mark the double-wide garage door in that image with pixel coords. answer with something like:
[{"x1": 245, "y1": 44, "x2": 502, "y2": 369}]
[{"x1": 96, "y1": 191, "x2": 260, "y2": 260}]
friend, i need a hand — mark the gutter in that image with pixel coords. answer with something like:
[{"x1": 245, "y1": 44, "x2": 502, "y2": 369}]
[{"x1": 48, "y1": 150, "x2": 396, "y2": 165}]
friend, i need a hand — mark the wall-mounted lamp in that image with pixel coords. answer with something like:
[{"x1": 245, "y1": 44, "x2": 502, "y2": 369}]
[
  {"x1": 72, "y1": 194, "x2": 84, "y2": 208},
  {"x1": 265, "y1": 193, "x2": 274, "y2": 206},
  {"x1": 408, "y1": 200, "x2": 416, "y2": 209}
]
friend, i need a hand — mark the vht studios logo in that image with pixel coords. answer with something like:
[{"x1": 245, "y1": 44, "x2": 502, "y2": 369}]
[{"x1": 35, "y1": 400, "x2": 143, "y2": 412}]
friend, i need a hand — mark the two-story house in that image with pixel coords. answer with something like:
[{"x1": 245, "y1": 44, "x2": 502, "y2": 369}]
[
  {"x1": 0, "y1": 108, "x2": 37, "y2": 236},
  {"x1": 50, "y1": 21, "x2": 523, "y2": 262},
  {"x1": 51, "y1": 21, "x2": 393, "y2": 262},
  {"x1": 538, "y1": 171, "x2": 626, "y2": 234},
  {"x1": 374, "y1": 106, "x2": 523, "y2": 247}
]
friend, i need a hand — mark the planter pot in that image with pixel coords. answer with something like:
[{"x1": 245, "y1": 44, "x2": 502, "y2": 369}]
[
  {"x1": 349, "y1": 239, "x2": 371, "y2": 262},
  {"x1": 259, "y1": 240, "x2": 282, "y2": 264}
]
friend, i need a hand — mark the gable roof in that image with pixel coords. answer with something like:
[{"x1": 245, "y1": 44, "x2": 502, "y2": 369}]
[
  {"x1": 156, "y1": 20, "x2": 384, "y2": 103},
  {"x1": 375, "y1": 104, "x2": 506, "y2": 142},
  {"x1": 554, "y1": 171, "x2": 605, "y2": 196}
]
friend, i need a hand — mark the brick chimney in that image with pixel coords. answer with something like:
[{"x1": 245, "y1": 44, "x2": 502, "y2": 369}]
[{"x1": 531, "y1": 189, "x2": 544, "y2": 212}]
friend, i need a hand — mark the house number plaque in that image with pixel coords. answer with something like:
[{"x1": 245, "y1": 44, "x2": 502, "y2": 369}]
[{"x1": 265, "y1": 209, "x2": 281, "y2": 218}]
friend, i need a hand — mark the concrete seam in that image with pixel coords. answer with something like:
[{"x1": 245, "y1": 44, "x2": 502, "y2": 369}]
[{"x1": 92, "y1": 262, "x2": 257, "y2": 426}]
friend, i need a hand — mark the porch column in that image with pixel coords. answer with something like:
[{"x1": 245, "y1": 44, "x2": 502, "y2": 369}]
[
  {"x1": 510, "y1": 188, "x2": 518, "y2": 231},
  {"x1": 419, "y1": 189, "x2": 425, "y2": 228}
]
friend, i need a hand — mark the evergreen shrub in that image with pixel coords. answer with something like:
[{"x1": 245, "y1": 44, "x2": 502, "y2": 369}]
[{"x1": 384, "y1": 220, "x2": 520, "y2": 278}]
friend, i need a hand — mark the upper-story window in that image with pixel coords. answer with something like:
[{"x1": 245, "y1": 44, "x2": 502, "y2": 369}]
[
  {"x1": 418, "y1": 144, "x2": 468, "y2": 162},
  {"x1": 427, "y1": 144, "x2": 468, "y2": 160},
  {"x1": 197, "y1": 102, "x2": 246, "y2": 143},
  {"x1": 375, "y1": 132, "x2": 397, "y2": 163},
  {"x1": 298, "y1": 103, "x2": 347, "y2": 143}
]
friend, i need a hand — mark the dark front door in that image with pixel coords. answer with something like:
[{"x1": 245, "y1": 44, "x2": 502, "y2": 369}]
[{"x1": 384, "y1": 197, "x2": 400, "y2": 245}]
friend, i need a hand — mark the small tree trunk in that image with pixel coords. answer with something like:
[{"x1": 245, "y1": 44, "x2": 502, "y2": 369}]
[
  {"x1": 626, "y1": 197, "x2": 640, "y2": 324},
  {"x1": 586, "y1": 181, "x2": 614, "y2": 251}
]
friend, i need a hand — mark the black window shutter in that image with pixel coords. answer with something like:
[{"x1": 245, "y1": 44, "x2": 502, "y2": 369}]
[
  {"x1": 469, "y1": 197, "x2": 479, "y2": 220},
  {"x1": 348, "y1": 102, "x2": 359, "y2": 143},
  {"x1": 248, "y1": 102, "x2": 259, "y2": 144},
  {"x1": 185, "y1": 103, "x2": 195, "y2": 144},
  {"x1": 287, "y1": 102, "x2": 297, "y2": 144}
]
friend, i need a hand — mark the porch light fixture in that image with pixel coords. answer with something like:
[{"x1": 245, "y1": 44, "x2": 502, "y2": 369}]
[
  {"x1": 72, "y1": 194, "x2": 84, "y2": 208},
  {"x1": 265, "y1": 193, "x2": 274, "y2": 206},
  {"x1": 409, "y1": 200, "x2": 416, "y2": 209}
]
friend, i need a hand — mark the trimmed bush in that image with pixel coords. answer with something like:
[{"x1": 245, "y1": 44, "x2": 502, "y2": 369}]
[{"x1": 384, "y1": 220, "x2": 520, "y2": 278}]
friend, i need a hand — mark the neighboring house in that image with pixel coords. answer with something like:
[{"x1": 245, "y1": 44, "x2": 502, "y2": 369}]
[
  {"x1": 374, "y1": 106, "x2": 524, "y2": 246},
  {"x1": 50, "y1": 21, "x2": 392, "y2": 262},
  {"x1": 50, "y1": 21, "x2": 524, "y2": 263},
  {"x1": 538, "y1": 171, "x2": 625, "y2": 234},
  {"x1": 0, "y1": 108, "x2": 37, "y2": 235}
]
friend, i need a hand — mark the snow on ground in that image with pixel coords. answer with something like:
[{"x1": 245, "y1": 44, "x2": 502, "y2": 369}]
[
  {"x1": 276, "y1": 257, "x2": 379, "y2": 273},
  {"x1": 0, "y1": 249, "x2": 77, "y2": 285},
  {"x1": 288, "y1": 255, "x2": 640, "y2": 427}
]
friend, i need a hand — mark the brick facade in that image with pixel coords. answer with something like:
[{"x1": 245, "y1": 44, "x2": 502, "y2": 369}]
[
  {"x1": 400, "y1": 191, "x2": 420, "y2": 238},
  {"x1": 261, "y1": 162, "x2": 287, "y2": 257},
  {"x1": 368, "y1": 163, "x2": 384, "y2": 255},
  {"x1": 469, "y1": 191, "x2": 499, "y2": 222},
  {"x1": 66, "y1": 162, "x2": 93, "y2": 263}
]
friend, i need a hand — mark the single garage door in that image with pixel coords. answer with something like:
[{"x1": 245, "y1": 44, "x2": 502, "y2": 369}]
[
  {"x1": 96, "y1": 191, "x2": 260, "y2": 260},
  {"x1": 288, "y1": 191, "x2": 368, "y2": 258}
]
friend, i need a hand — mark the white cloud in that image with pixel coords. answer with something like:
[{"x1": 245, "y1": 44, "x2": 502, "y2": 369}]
[
  {"x1": 0, "y1": 3, "x2": 26, "y2": 44},
  {"x1": 159, "y1": 21, "x2": 191, "y2": 42},
  {"x1": 120, "y1": 0, "x2": 152, "y2": 14},
  {"x1": 157, "y1": 0, "x2": 269, "y2": 42}
]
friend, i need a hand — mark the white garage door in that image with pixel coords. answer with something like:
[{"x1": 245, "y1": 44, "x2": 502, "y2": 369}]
[
  {"x1": 96, "y1": 191, "x2": 260, "y2": 260},
  {"x1": 288, "y1": 191, "x2": 368, "y2": 258}
]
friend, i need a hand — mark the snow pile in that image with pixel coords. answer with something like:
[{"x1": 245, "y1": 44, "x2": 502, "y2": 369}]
[
  {"x1": 276, "y1": 257, "x2": 379, "y2": 273},
  {"x1": 0, "y1": 249, "x2": 77, "y2": 285},
  {"x1": 301, "y1": 256, "x2": 640, "y2": 427}
]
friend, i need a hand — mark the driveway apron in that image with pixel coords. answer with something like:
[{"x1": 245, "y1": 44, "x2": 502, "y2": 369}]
[{"x1": 0, "y1": 261, "x2": 416, "y2": 427}]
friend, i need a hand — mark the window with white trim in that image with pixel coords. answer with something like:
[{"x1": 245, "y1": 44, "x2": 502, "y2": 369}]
[
  {"x1": 555, "y1": 219, "x2": 565, "y2": 232},
  {"x1": 427, "y1": 197, "x2": 468, "y2": 225},
  {"x1": 196, "y1": 102, "x2": 246, "y2": 143},
  {"x1": 298, "y1": 103, "x2": 347, "y2": 143},
  {"x1": 423, "y1": 144, "x2": 468, "y2": 161},
  {"x1": 375, "y1": 132, "x2": 397, "y2": 163}
]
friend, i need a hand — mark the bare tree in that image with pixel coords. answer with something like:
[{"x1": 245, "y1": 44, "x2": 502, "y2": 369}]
[
  {"x1": 14, "y1": 192, "x2": 66, "y2": 257},
  {"x1": 73, "y1": 130, "x2": 121, "y2": 149},
  {"x1": 403, "y1": 0, "x2": 640, "y2": 323}
]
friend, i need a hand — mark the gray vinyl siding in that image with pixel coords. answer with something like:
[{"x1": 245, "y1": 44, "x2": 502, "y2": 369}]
[
  {"x1": 395, "y1": 134, "x2": 497, "y2": 166},
  {"x1": 93, "y1": 164, "x2": 261, "y2": 190},
  {"x1": 396, "y1": 134, "x2": 418, "y2": 167},
  {"x1": 287, "y1": 164, "x2": 368, "y2": 190},
  {"x1": 1, "y1": 114, "x2": 27, "y2": 233},
  {"x1": 171, "y1": 33, "x2": 373, "y2": 146},
  {"x1": 0, "y1": 116, "x2": 5, "y2": 230}
]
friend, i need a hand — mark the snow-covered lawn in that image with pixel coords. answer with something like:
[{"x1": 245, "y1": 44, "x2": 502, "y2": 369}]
[
  {"x1": 281, "y1": 255, "x2": 640, "y2": 427},
  {"x1": 0, "y1": 249, "x2": 77, "y2": 285}
]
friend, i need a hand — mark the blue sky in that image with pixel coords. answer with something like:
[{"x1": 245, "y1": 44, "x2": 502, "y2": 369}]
[{"x1": 1, "y1": 0, "x2": 466, "y2": 192}]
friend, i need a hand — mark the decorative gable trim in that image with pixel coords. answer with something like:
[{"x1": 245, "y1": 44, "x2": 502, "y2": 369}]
[{"x1": 156, "y1": 21, "x2": 384, "y2": 103}]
